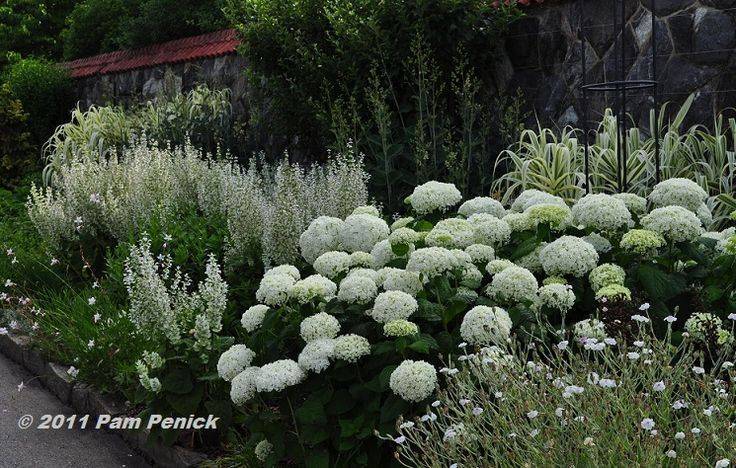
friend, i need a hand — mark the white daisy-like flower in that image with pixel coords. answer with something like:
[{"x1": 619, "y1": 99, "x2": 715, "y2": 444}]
[{"x1": 640, "y1": 418, "x2": 655, "y2": 431}]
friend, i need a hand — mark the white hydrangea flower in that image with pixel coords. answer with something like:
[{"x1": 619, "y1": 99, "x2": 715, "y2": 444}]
[
  {"x1": 333, "y1": 334, "x2": 371, "y2": 362},
  {"x1": 465, "y1": 244, "x2": 496, "y2": 264},
  {"x1": 217, "y1": 344, "x2": 256, "y2": 381},
  {"x1": 525, "y1": 203, "x2": 573, "y2": 231},
  {"x1": 384, "y1": 319, "x2": 420, "y2": 337},
  {"x1": 299, "y1": 216, "x2": 344, "y2": 264},
  {"x1": 348, "y1": 267, "x2": 380, "y2": 283},
  {"x1": 380, "y1": 268, "x2": 423, "y2": 295},
  {"x1": 502, "y1": 212, "x2": 534, "y2": 232},
  {"x1": 371, "y1": 239, "x2": 413, "y2": 269},
  {"x1": 571, "y1": 194, "x2": 632, "y2": 232},
  {"x1": 241, "y1": 304, "x2": 269, "y2": 332},
  {"x1": 468, "y1": 213, "x2": 512, "y2": 246},
  {"x1": 389, "y1": 227, "x2": 420, "y2": 246},
  {"x1": 461, "y1": 265, "x2": 483, "y2": 289},
  {"x1": 337, "y1": 274, "x2": 378, "y2": 304},
  {"x1": 511, "y1": 190, "x2": 567, "y2": 212},
  {"x1": 582, "y1": 232, "x2": 612, "y2": 253},
  {"x1": 460, "y1": 305, "x2": 512, "y2": 345},
  {"x1": 612, "y1": 193, "x2": 647, "y2": 215},
  {"x1": 339, "y1": 213, "x2": 390, "y2": 253},
  {"x1": 408, "y1": 181, "x2": 462, "y2": 214},
  {"x1": 486, "y1": 266, "x2": 538, "y2": 304},
  {"x1": 649, "y1": 178, "x2": 708, "y2": 212},
  {"x1": 297, "y1": 338, "x2": 335, "y2": 373},
  {"x1": 486, "y1": 259, "x2": 515, "y2": 275},
  {"x1": 684, "y1": 313, "x2": 726, "y2": 344},
  {"x1": 451, "y1": 249, "x2": 473, "y2": 268},
  {"x1": 389, "y1": 360, "x2": 438, "y2": 402},
  {"x1": 696, "y1": 203, "x2": 713, "y2": 228},
  {"x1": 390, "y1": 217, "x2": 414, "y2": 231},
  {"x1": 256, "y1": 273, "x2": 296, "y2": 306},
  {"x1": 352, "y1": 205, "x2": 381, "y2": 217},
  {"x1": 538, "y1": 284, "x2": 576, "y2": 312},
  {"x1": 515, "y1": 243, "x2": 546, "y2": 273},
  {"x1": 406, "y1": 247, "x2": 459, "y2": 279},
  {"x1": 313, "y1": 251, "x2": 352, "y2": 278},
  {"x1": 264, "y1": 264, "x2": 301, "y2": 281},
  {"x1": 230, "y1": 366, "x2": 261, "y2": 405},
  {"x1": 573, "y1": 318, "x2": 607, "y2": 342},
  {"x1": 255, "y1": 359, "x2": 306, "y2": 393},
  {"x1": 540, "y1": 236, "x2": 599, "y2": 277},
  {"x1": 425, "y1": 218, "x2": 475, "y2": 249},
  {"x1": 300, "y1": 312, "x2": 341, "y2": 342},
  {"x1": 254, "y1": 439, "x2": 273, "y2": 462},
  {"x1": 370, "y1": 290, "x2": 418, "y2": 323},
  {"x1": 589, "y1": 263, "x2": 626, "y2": 293},
  {"x1": 458, "y1": 197, "x2": 506, "y2": 218},
  {"x1": 289, "y1": 274, "x2": 337, "y2": 304},
  {"x1": 349, "y1": 251, "x2": 373, "y2": 268},
  {"x1": 641, "y1": 206, "x2": 704, "y2": 243}
]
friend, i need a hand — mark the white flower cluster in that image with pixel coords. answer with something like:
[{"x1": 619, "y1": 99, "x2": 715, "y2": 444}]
[
  {"x1": 573, "y1": 318, "x2": 607, "y2": 342},
  {"x1": 289, "y1": 275, "x2": 337, "y2": 304},
  {"x1": 313, "y1": 251, "x2": 352, "y2": 278},
  {"x1": 538, "y1": 284, "x2": 576, "y2": 312},
  {"x1": 612, "y1": 193, "x2": 647, "y2": 215},
  {"x1": 406, "y1": 247, "x2": 460, "y2": 279},
  {"x1": 338, "y1": 275, "x2": 378, "y2": 304},
  {"x1": 426, "y1": 218, "x2": 475, "y2": 249},
  {"x1": 217, "y1": 344, "x2": 256, "y2": 381},
  {"x1": 256, "y1": 273, "x2": 295, "y2": 306},
  {"x1": 458, "y1": 197, "x2": 506, "y2": 218},
  {"x1": 389, "y1": 360, "x2": 438, "y2": 402},
  {"x1": 333, "y1": 334, "x2": 371, "y2": 362},
  {"x1": 486, "y1": 266, "x2": 538, "y2": 304},
  {"x1": 379, "y1": 268, "x2": 423, "y2": 295},
  {"x1": 540, "y1": 236, "x2": 599, "y2": 277},
  {"x1": 465, "y1": 244, "x2": 495, "y2": 264},
  {"x1": 339, "y1": 214, "x2": 390, "y2": 253},
  {"x1": 511, "y1": 190, "x2": 566, "y2": 212},
  {"x1": 299, "y1": 216, "x2": 344, "y2": 264},
  {"x1": 408, "y1": 181, "x2": 463, "y2": 214},
  {"x1": 460, "y1": 306, "x2": 512, "y2": 345},
  {"x1": 571, "y1": 194, "x2": 632, "y2": 232},
  {"x1": 641, "y1": 206, "x2": 704, "y2": 243},
  {"x1": 300, "y1": 312, "x2": 341, "y2": 342},
  {"x1": 369, "y1": 291, "x2": 418, "y2": 323},
  {"x1": 241, "y1": 304, "x2": 269, "y2": 332},
  {"x1": 588, "y1": 263, "x2": 626, "y2": 293},
  {"x1": 649, "y1": 178, "x2": 708, "y2": 212},
  {"x1": 468, "y1": 214, "x2": 512, "y2": 246}
]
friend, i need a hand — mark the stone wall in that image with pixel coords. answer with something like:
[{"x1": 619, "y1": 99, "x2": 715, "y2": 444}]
[
  {"x1": 496, "y1": 0, "x2": 736, "y2": 129},
  {"x1": 72, "y1": 1, "x2": 736, "y2": 134},
  {"x1": 73, "y1": 54, "x2": 250, "y2": 114}
]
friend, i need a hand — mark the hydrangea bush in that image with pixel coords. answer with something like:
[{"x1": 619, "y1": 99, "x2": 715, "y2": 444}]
[{"x1": 218, "y1": 178, "x2": 736, "y2": 465}]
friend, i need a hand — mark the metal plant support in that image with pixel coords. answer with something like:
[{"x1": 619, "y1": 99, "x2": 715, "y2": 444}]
[{"x1": 578, "y1": 0, "x2": 661, "y2": 193}]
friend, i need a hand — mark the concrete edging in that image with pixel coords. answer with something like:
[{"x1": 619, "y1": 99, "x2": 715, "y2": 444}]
[{"x1": 0, "y1": 332, "x2": 208, "y2": 468}]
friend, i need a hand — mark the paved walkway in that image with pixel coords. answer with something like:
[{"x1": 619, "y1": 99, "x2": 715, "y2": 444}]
[{"x1": 0, "y1": 352, "x2": 151, "y2": 467}]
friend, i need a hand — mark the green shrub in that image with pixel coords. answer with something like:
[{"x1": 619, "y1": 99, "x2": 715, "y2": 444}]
[
  {"x1": 0, "y1": 0, "x2": 76, "y2": 64},
  {"x1": 2, "y1": 57, "x2": 73, "y2": 145},
  {"x1": 225, "y1": 0, "x2": 523, "y2": 207},
  {"x1": 60, "y1": 0, "x2": 132, "y2": 60},
  {"x1": 0, "y1": 83, "x2": 36, "y2": 187}
]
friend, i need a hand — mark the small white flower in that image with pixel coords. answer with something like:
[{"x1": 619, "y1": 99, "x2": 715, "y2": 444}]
[
  {"x1": 598, "y1": 378, "x2": 617, "y2": 388},
  {"x1": 67, "y1": 366, "x2": 79, "y2": 378},
  {"x1": 555, "y1": 407, "x2": 564, "y2": 417},
  {"x1": 715, "y1": 459, "x2": 730, "y2": 468},
  {"x1": 674, "y1": 431, "x2": 685, "y2": 440},
  {"x1": 627, "y1": 352, "x2": 640, "y2": 360},
  {"x1": 458, "y1": 342, "x2": 467, "y2": 349},
  {"x1": 652, "y1": 381, "x2": 665, "y2": 392},
  {"x1": 17, "y1": 381, "x2": 24, "y2": 392},
  {"x1": 640, "y1": 418, "x2": 655, "y2": 431},
  {"x1": 87, "y1": 340, "x2": 94, "y2": 348},
  {"x1": 728, "y1": 313, "x2": 736, "y2": 321},
  {"x1": 88, "y1": 297, "x2": 96, "y2": 305},
  {"x1": 50, "y1": 257, "x2": 59, "y2": 266},
  {"x1": 664, "y1": 315, "x2": 677, "y2": 323},
  {"x1": 472, "y1": 407, "x2": 483, "y2": 416},
  {"x1": 494, "y1": 391, "x2": 503, "y2": 399},
  {"x1": 631, "y1": 314, "x2": 650, "y2": 323},
  {"x1": 6, "y1": 248, "x2": 13, "y2": 256},
  {"x1": 723, "y1": 361, "x2": 734, "y2": 369},
  {"x1": 394, "y1": 436, "x2": 406, "y2": 444},
  {"x1": 691, "y1": 427, "x2": 701, "y2": 435},
  {"x1": 639, "y1": 303, "x2": 651, "y2": 311},
  {"x1": 634, "y1": 340, "x2": 644, "y2": 347},
  {"x1": 527, "y1": 410, "x2": 539, "y2": 419},
  {"x1": 603, "y1": 337, "x2": 617, "y2": 345},
  {"x1": 672, "y1": 400, "x2": 689, "y2": 410},
  {"x1": 583, "y1": 437, "x2": 594, "y2": 446},
  {"x1": 693, "y1": 366, "x2": 706, "y2": 375},
  {"x1": 557, "y1": 340, "x2": 569, "y2": 350},
  {"x1": 666, "y1": 450, "x2": 676, "y2": 458},
  {"x1": 530, "y1": 429, "x2": 540, "y2": 437},
  {"x1": 431, "y1": 400, "x2": 441, "y2": 408},
  {"x1": 93, "y1": 313, "x2": 101, "y2": 323},
  {"x1": 459, "y1": 398, "x2": 471, "y2": 406},
  {"x1": 0, "y1": 327, "x2": 7, "y2": 335}
]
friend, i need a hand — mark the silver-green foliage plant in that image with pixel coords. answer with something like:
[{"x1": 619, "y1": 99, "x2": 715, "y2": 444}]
[
  {"x1": 27, "y1": 140, "x2": 369, "y2": 268},
  {"x1": 492, "y1": 94, "x2": 736, "y2": 225},
  {"x1": 388, "y1": 323, "x2": 736, "y2": 466}
]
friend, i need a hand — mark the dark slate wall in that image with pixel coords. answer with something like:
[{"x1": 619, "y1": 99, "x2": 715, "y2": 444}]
[{"x1": 501, "y1": 0, "x2": 736, "y2": 129}]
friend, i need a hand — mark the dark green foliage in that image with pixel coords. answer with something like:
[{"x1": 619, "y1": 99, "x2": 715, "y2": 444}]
[
  {"x1": 61, "y1": 0, "x2": 228, "y2": 60},
  {"x1": 2, "y1": 57, "x2": 73, "y2": 146},
  {"x1": 0, "y1": 83, "x2": 36, "y2": 187},
  {"x1": 0, "y1": 0, "x2": 76, "y2": 64}
]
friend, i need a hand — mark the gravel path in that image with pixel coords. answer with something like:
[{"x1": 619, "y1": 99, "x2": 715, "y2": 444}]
[{"x1": 0, "y1": 352, "x2": 151, "y2": 467}]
